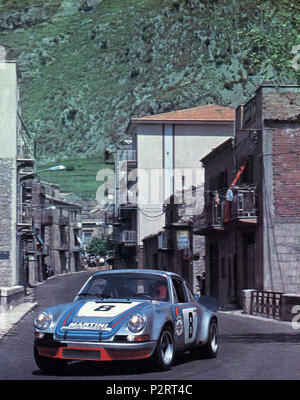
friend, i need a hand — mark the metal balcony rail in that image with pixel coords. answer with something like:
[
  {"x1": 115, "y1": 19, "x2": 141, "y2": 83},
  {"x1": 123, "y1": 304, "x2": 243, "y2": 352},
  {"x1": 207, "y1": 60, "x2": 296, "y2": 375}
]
[
  {"x1": 202, "y1": 186, "x2": 257, "y2": 228},
  {"x1": 230, "y1": 187, "x2": 257, "y2": 219},
  {"x1": 18, "y1": 138, "x2": 34, "y2": 159},
  {"x1": 250, "y1": 290, "x2": 283, "y2": 320},
  {"x1": 18, "y1": 203, "x2": 32, "y2": 224},
  {"x1": 59, "y1": 216, "x2": 69, "y2": 225},
  {"x1": 121, "y1": 230, "x2": 137, "y2": 243},
  {"x1": 119, "y1": 190, "x2": 137, "y2": 206},
  {"x1": 118, "y1": 150, "x2": 137, "y2": 162},
  {"x1": 158, "y1": 231, "x2": 168, "y2": 250}
]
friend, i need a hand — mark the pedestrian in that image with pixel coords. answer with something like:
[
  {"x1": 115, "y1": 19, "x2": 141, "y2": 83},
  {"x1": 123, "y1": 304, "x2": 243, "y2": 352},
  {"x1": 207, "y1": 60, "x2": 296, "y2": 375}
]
[{"x1": 45, "y1": 263, "x2": 54, "y2": 279}]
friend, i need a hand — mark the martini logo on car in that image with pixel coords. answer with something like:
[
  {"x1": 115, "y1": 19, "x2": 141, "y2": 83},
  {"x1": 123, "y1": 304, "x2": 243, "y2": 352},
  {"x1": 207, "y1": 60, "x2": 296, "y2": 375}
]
[
  {"x1": 175, "y1": 316, "x2": 184, "y2": 336},
  {"x1": 62, "y1": 322, "x2": 112, "y2": 331}
]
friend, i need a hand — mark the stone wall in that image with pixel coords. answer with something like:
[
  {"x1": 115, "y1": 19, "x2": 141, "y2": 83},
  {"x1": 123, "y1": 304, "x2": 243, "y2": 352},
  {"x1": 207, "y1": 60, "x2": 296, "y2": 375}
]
[{"x1": 0, "y1": 158, "x2": 14, "y2": 287}]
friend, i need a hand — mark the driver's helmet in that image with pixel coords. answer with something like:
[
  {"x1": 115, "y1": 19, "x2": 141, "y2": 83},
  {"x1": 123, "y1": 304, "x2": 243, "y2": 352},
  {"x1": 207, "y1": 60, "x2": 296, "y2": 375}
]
[{"x1": 152, "y1": 282, "x2": 167, "y2": 300}]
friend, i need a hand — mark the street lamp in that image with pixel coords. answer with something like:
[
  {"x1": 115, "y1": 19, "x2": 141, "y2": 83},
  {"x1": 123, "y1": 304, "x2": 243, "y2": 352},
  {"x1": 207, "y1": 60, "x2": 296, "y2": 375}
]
[{"x1": 20, "y1": 164, "x2": 66, "y2": 181}]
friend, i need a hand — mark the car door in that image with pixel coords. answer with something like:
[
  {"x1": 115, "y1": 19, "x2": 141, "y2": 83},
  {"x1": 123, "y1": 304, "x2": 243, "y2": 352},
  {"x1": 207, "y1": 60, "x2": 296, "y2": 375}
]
[{"x1": 171, "y1": 277, "x2": 200, "y2": 350}]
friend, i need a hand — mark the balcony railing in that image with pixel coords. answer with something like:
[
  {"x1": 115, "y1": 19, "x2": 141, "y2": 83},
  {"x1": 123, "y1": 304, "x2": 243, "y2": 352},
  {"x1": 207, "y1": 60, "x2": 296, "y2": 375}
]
[
  {"x1": 121, "y1": 230, "x2": 137, "y2": 243},
  {"x1": 18, "y1": 203, "x2": 32, "y2": 225},
  {"x1": 119, "y1": 190, "x2": 137, "y2": 207},
  {"x1": 118, "y1": 150, "x2": 137, "y2": 162},
  {"x1": 195, "y1": 186, "x2": 258, "y2": 232},
  {"x1": 158, "y1": 231, "x2": 169, "y2": 250},
  {"x1": 17, "y1": 138, "x2": 35, "y2": 160},
  {"x1": 59, "y1": 216, "x2": 69, "y2": 225}
]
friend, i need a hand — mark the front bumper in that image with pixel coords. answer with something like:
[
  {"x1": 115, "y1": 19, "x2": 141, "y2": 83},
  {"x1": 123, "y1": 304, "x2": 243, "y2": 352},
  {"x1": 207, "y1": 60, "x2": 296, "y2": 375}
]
[{"x1": 34, "y1": 339, "x2": 157, "y2": 362}]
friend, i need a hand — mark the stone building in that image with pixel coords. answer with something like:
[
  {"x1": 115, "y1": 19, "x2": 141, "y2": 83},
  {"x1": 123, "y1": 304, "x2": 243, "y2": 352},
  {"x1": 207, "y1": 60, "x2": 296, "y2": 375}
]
[
  {"x1": 30, "y1": 181, "x2": 83, "y2": 282},
  {"x1": 197, "y1": 84, "x2": 300, "y2": 312},
  {"x1": 0, "y1": 61, "x2": 35, "y2": 310},
  {"x1": 143, "y1": 185, "x2": 205, "y2": 294}
]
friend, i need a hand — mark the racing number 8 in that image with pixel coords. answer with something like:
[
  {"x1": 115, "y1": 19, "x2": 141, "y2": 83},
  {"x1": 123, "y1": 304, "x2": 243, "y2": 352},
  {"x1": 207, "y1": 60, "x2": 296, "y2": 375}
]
[
  {"x1": 182, "y1": 307, "x2": 197, "y2": 344},
  {"x1": 188, "y1": 312, "x2": 193, "y2": 339}
]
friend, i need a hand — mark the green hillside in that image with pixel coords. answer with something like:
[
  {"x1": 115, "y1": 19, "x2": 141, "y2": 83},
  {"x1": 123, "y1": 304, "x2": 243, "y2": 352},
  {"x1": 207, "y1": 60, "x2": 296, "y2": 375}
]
[{"x1": 0, "y1": 0, "x2": 299, "y2": 198}]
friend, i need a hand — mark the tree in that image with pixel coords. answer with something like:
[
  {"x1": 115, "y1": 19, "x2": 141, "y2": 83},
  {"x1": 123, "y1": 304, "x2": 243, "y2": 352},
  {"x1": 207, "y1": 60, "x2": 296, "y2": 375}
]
[{"x1": 87, "y1": 237, "x2": 108, "y2": 257}]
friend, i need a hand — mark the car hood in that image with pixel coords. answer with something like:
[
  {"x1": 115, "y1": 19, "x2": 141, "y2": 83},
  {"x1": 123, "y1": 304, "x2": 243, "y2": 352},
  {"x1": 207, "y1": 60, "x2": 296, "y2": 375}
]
[{"x1": 54, "y1": 299, "x2": 152, "y2": 341}]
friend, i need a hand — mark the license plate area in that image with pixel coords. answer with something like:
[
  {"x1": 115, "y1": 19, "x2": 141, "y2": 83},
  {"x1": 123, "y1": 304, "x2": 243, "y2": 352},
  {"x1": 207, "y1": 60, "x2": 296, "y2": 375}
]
[{"x1": 62, "y1": 348, "x2": 101, "y2": 360}]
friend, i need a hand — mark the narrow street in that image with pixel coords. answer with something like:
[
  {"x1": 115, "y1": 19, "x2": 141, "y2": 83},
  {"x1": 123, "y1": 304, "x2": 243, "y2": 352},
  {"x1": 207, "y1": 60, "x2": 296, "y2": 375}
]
[{"x1": 0, "y1": 269, "x2": 299, "y2": 381}]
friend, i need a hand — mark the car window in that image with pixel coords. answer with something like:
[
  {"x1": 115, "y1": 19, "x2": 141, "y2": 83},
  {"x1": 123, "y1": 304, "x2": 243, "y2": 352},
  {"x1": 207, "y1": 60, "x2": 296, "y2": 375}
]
[
  {"x1": 78, "y1": 273, "x2": 169, "y2": 302},
  {"x1": 172, "y1": 278, "x2": 188, "y2": 303},
  {"x1": 185, "y1": 283, "x2": 196, "y2": 302}
]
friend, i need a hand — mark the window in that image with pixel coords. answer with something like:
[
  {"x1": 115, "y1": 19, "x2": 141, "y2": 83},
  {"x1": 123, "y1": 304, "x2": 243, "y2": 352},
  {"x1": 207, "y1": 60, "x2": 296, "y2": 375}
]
[
  {"x1": 185, "y1": 283, "x2": 195, "y2": 302},
  {"x1": 240, "y1": 156, "x2": 253, "y2": 184},
  {"x1": 79, "y1": 273, "x2": 169, "y2": 302},
  {"x1": 84, "y1": 232, "x2": 92, "y2": 245},
  {"x1": 172, "y1": 278, "x2": 188, "y2": 303}
]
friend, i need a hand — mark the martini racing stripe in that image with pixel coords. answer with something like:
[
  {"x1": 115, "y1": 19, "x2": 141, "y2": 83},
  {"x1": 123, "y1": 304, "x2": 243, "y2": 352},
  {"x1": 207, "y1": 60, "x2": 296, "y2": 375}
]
[{"x1": 55, "y1": 301, "x2": 149, "y2": 341}]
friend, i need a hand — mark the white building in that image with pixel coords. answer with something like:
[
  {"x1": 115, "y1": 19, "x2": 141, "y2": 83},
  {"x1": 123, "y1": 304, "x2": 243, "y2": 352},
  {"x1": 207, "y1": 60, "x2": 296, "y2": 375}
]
[{"x1": 121, "y1": 105, "x2": 235, "y2": 268}]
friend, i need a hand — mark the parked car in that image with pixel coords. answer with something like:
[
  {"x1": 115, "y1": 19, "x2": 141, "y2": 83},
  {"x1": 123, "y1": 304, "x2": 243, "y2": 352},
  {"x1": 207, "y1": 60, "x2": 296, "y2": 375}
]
[{"x1": 34, "y1": 269, "x2": 219, "y2": 372}]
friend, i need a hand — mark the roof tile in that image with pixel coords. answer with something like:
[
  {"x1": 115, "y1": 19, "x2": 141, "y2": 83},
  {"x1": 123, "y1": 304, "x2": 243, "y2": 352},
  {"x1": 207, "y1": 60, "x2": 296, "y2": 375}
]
[{"x1": 131, "y1": 104, "x2": 235, "y2": 122}]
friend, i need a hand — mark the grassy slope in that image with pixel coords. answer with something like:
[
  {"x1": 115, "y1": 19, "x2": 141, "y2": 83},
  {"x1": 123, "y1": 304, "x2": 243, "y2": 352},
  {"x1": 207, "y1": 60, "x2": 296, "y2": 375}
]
[
  {"x1": 0, "y1": 0, "x2": 299, "y2": 199},
  {"x1": 37, "y1": 157, "x2": 111, "y2": 200}
]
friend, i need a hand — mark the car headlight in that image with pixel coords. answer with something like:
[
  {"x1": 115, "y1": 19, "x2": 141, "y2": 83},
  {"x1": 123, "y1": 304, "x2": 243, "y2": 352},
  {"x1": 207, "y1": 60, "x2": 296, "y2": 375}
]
[
  {"x1": 34, "y1": 311, "x2": 53, "y2": 330},
  {"x1": 128, "y1": 313, "x2": 147, "y2": 333}
]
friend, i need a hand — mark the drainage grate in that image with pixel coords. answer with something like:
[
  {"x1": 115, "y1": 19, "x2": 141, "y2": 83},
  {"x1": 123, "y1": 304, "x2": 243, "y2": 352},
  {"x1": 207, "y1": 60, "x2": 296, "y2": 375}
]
[{"x1": 62, "y1": 349, "x2": 101, "y2": 360}]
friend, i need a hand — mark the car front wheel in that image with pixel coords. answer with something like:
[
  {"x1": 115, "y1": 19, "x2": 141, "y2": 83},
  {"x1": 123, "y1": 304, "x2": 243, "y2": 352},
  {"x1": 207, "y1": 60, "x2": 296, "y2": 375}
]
[
  {"x1": 34, "y1": 346, "x2": 68, "y2": 373},
  {"x1": 153, "y1": 327, "x2": 174, "y2": 370}
]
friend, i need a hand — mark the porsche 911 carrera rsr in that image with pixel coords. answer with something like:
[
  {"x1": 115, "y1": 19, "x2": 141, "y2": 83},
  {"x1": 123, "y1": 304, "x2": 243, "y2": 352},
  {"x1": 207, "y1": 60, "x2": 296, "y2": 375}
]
[{"x1": 34, "y1": 269, "x2": 219, "y2": 372}]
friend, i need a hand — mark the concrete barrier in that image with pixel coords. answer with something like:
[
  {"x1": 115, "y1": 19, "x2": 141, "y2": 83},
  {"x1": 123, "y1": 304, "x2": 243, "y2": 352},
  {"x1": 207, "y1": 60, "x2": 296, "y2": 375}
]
[
  {"x1": 242, "y1": 289, "x2": 254, "y2": 314},
  {"x1": 281, "y1": 293, "x2": 300, "y2": 322},
  {"x1": 0, "y1": 286, "x2": 24, "y2": 313}
]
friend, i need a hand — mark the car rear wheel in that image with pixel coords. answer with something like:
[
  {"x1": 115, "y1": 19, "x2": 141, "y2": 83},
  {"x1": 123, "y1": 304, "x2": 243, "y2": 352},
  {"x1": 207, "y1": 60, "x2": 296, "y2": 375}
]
[
  {"x1": 201, "y1": 319, "x2": 219, "y2": 358},
  {"x1": 152, "y1": 327, "x2": 174, "y2": 370},
  {"x1": 34, "y1": 346, "x2": 68, "y2": 373}
]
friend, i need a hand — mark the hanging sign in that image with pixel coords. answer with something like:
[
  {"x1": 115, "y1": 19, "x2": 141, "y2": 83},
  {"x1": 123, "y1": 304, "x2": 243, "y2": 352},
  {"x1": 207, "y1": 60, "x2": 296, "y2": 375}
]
[{"x1": 176, "y1": 231, "x2": 190, "y2": 250}]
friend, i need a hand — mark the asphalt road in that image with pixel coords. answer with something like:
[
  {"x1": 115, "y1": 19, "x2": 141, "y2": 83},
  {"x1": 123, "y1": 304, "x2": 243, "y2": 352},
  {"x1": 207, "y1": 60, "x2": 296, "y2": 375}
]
[{"x1": 0, "y1": 269, "x2": 299, "y2": 381}]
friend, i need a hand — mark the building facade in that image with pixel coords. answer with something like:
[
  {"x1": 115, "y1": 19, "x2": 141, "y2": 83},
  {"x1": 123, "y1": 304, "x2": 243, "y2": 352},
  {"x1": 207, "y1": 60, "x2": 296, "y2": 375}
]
[
  {"x1": 143, "y1": 185, "x2": 205, "y2": 293},
  {"x1": 0, "y1": 61, "x2": 35, "y2": 310},
  {"x1": 117, "y1": 105, "x2": 235, "y2": 270},
  {"x1": 18, "y1": 179, "x2": 83, "y2": 288},
  {"x1": 197, "y1": 84, "x2": 300, "y2": 310}
]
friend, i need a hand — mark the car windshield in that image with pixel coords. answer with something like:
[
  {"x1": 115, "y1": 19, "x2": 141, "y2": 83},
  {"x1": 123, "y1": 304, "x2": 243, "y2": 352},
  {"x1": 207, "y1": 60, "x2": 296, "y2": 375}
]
[{"x1": 78, "y1": 273, "x2": 169, "y2": 302}]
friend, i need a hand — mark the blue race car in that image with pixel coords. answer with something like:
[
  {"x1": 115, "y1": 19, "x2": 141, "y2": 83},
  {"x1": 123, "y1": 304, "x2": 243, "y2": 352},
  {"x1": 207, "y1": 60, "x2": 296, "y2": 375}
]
[{"x1": 34, "y1": 269, "x2": 219, "y2": 372}]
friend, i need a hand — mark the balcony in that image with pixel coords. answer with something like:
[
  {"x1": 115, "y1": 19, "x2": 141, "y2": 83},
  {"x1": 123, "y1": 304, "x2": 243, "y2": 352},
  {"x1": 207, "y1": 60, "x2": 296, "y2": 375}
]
[
  {"x1": 158, "y1": 231, "x2": 171, "y2": 251},
  {"x1": 227, "y1": 186, "x2": 258, "y2": 224},
  {"x1": 118, "y1": 150, "x2": 137, "y2": 164},
  {"x1": 18, "y1": 203, "x2": 32, "y2": 226},
  {"x1": 194, "y1": 186, "x2": 258, "y2": 234},
  {"x1": 59, "y1": 216, "x2": 69, "y2": 225},
  {"x1": 121, "y1": 230, "x2": 137, "y2": 245},
  {"x1": 17, "y1": 138, "x2": 35, "y2": 165},
  {"x1": 119, "y1": 190, "x2": 137, "y2": 208}
]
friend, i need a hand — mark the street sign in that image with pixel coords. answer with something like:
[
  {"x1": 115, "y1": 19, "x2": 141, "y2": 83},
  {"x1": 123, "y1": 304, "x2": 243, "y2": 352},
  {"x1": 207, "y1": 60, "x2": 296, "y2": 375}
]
[
  {"x1": 0, "y1": 251, "x2": 9, "y2": 259},
  {"x1": 176, "y1": 231, "x2": 189, "y2": 250}
]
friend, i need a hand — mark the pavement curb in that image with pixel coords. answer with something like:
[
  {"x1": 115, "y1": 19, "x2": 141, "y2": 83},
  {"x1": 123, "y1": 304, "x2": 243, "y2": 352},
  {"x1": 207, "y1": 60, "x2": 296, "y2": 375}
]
[
  {"x1": 218, "y1": 309, "x2": 293, "y2": 327},
  {"x1": 0, "y1": 301, "x2": 38, "y2": 340}
]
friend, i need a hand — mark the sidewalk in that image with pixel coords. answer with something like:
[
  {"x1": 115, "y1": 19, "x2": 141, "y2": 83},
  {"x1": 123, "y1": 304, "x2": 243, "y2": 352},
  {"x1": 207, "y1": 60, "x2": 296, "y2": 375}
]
[
  {"x1": 0, "y1": 300, "x2": 38, "y2": 340},
  {"x1": 218, "y1": 309, "x2": 293, "y2": 327},
  {"x1": 0, "y1": 267, "x2": 102, "y2": 340}
]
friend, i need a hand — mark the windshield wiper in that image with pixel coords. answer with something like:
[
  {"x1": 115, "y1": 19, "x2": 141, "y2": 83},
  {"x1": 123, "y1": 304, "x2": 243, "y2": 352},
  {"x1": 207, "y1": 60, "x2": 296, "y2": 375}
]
[
  {"x1": 99, "y1": 293, "x2": 115, "y2": 299},
  {"x1": 78, "y1": 292, "x2": 103, "y2": 298}
]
